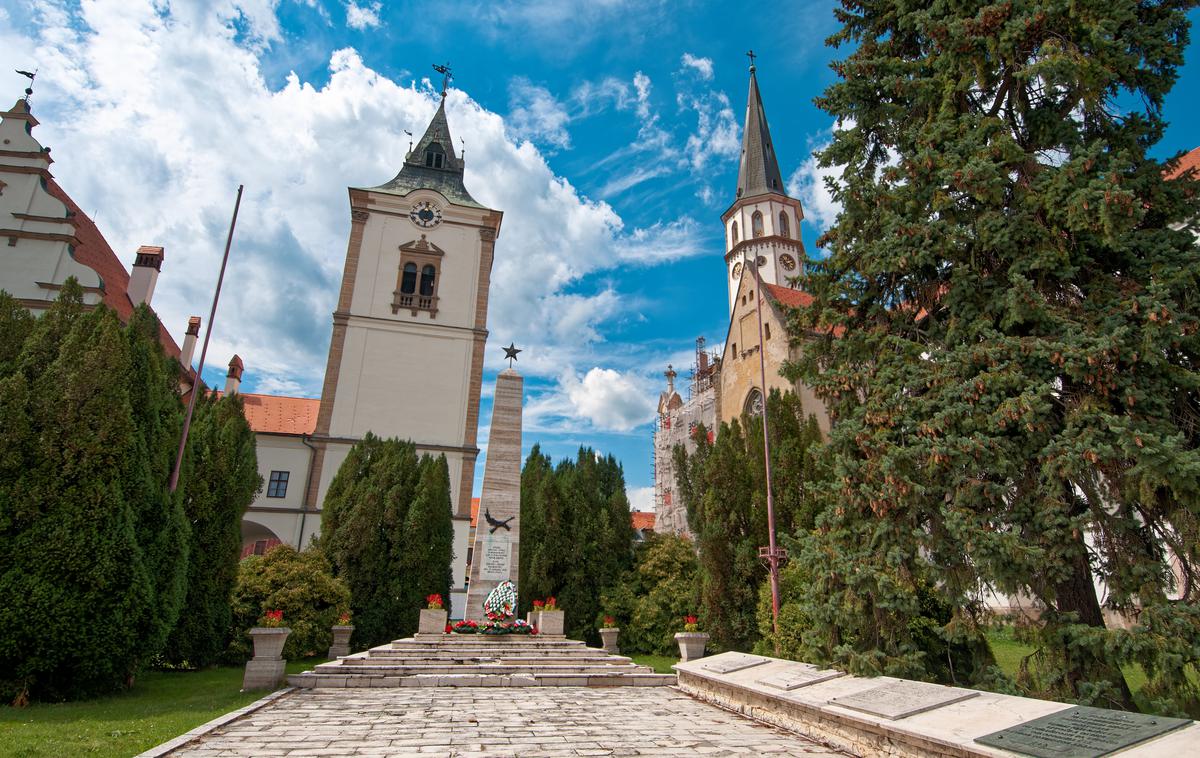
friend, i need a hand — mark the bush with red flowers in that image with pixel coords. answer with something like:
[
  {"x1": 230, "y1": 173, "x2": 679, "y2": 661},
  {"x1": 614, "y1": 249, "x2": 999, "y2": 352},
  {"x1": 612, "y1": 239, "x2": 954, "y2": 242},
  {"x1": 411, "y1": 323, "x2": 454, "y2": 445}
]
[{"x1": 426, "y1": 593, "x2": 444, "y2": 610}]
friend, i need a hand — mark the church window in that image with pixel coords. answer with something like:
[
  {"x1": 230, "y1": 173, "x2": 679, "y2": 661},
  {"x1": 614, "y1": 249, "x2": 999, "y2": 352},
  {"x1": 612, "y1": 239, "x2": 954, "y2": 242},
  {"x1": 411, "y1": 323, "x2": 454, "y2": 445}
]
[
  {"x1": 425, "y1": 141, "x2": 446, "y2": 169},
  {"x1": 744, "y1": 388, "x2": 764, "y2": 417},
  {"x1": 731, "y1": 221, "x2": 739, "y2": 246},
  {"x1": 751, "y1": 210, "x2": 764, "y2": 238},
  {"x1": 764, "y1": 323, "x2": 771, "y2": 340},
  {"x1": 732, "y1": 342, "x2": 738, "y2": 357},
  {"x1": 779, "y1": 211, "x2": 790, "y2": 238},
  {"x1": 420, "y1": 264, "x2": 437, "y2": 296},
  {"x1": 267, "y1": 470, "x2": 290, "y2": 498},
  {"x1": 400, "y1": 263, "x2": 417, "y2": 294}
]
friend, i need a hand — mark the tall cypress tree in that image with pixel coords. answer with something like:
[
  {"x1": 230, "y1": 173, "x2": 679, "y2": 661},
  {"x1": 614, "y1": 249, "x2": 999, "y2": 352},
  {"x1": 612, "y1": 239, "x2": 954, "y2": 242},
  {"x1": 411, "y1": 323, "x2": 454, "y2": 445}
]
[
  {"x1": 789, "y1": 0, "x2": 1200, "y2": 712},
  {"x1": 399, "y1": 454, "x2": 454, "y2": 628},
  {"x1": 0, "y1": 292, "x2": 34, "y2": 377}
]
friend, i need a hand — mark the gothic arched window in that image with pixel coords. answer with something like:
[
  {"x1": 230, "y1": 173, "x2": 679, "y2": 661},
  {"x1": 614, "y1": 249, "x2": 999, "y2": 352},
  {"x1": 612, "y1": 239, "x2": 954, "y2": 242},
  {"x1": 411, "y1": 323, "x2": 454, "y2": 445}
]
[
  {"x1": 778, "y1": 211, "x2": 790, "y2": 239},
  {"x1": 744, "y1": 388, "x2": 764, "y2": 417},
  {"x1": 400, "y1": 263, "x2": 417, "y2": 294},
  {"x1": 425, "y1": 141, "x2": 446, "y2": 169},
  {"x1": 751, "y1": 211, "x2": 764, "y2": 238},
  {"x1": 731, "y1": 220, "x2": 739, "y2": 246},
  {"x1": 420, "y1": 264, "x2": 437, "y2": 296}
]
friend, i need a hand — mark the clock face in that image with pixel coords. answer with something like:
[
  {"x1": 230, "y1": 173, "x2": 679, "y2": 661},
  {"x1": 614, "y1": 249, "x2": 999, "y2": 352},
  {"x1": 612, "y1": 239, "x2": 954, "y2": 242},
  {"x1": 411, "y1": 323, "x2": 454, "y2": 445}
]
[
  {"x1": 780, "y1": 253, "x2": 797, "y2": 271},
  {"x1": 409, "y1": 200, "x2": 443, "y2": 229}
]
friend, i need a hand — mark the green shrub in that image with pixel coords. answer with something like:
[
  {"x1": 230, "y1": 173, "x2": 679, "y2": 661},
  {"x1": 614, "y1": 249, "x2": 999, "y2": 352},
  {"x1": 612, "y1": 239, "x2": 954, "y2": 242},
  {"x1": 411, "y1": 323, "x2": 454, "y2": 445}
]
[
  {"x1": 227, "y1": 545, "x2": 350, "y2": 661},
  {"x1": 601, "y1": 534, "x2": 698, "y2": 656}
]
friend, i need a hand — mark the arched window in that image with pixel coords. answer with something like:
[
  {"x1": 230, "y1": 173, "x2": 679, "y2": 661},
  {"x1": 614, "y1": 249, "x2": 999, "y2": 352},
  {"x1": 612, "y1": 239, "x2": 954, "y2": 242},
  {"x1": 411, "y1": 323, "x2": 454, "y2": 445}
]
[
  {"x1": 764, "y1": 323, "x2": 771, "y2": 340},
  {"x1": 420, "y1": 264, "x2": 437, "y2": 296},
  {"x1": 744, "y1": 388, "x2": 764, "y2": 417},
  {"x1": 424, "y1": 142, "x2": 446, "y2": 169},
  {"x1": 731, "y1": 221, "x2": 739, "y2": 246},
  {"x1": 778, "y1": 211, "x2": 790, "y2": 239},
  {"x1": 751, "y1": 210, "x2": 764, "y2": 238},
  {"x1": 400, "y1": 263, "x2": 417, "y2": 294}
]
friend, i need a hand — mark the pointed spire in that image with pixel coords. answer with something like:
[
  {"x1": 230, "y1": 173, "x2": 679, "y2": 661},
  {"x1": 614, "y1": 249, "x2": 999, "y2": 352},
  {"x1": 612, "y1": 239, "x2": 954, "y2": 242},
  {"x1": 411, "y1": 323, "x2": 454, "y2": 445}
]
[
  {"x1": 735, "y1": 61, "x2": 785, "y2": 201},
  {"x1": 406, "y1": 98, "x2": 461, "y2": 172},
  {"x1": 372, "y1": 95, "x2": 482, "y2": 208}
]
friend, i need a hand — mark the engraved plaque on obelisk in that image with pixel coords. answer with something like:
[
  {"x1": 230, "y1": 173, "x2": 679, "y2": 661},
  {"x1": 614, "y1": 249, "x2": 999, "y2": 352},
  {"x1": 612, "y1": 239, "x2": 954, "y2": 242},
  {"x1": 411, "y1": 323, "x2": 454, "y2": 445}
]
[{"x1": 465, "y1": 352, "x2": 523, "y2": 620}]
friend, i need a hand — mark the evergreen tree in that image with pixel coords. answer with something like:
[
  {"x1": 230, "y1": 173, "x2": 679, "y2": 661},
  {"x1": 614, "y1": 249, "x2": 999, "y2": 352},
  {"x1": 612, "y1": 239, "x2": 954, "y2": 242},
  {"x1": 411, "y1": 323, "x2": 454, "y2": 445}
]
[
  {"x1": 517, "y1": 445, "x2": 567, "y2": 613},
  {"x1": 789, "y1": 0, "x2": 1200, "y2": 712},
  {"x1": 0, "y1": 291, "x2": 34, "y2": 377},
  {"x1": 601, "y1": 533, "x2": 699, "y2": 655},
  {"x1": 0, "y1": 296, "x2": 156, "y2": 701},
  {"x1": 399, "y1": 454, "x2": 454, "y2": 628},
  {"x1": 164, "y1": 393, "x2": 261, "y2": 668}
]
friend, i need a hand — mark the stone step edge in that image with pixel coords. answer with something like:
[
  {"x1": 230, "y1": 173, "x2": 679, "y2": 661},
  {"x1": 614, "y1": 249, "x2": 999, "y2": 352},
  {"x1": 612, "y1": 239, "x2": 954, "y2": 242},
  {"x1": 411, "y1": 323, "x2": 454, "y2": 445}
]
[
  {"x1": 287, "y1": 672, "x2": 675, "y2": 688},
  {"x1": 313, "y1": 666, "x2": 652, "y2": 676},
  {"x1": 352, "y1": 654, "x2": 634, "y2": 663}
]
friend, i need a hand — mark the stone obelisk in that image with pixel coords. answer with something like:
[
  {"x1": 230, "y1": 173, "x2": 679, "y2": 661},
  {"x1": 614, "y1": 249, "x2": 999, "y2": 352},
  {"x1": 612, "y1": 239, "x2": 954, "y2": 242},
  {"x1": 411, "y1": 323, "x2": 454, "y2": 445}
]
[{"x1": 465, "y1": 364, "x2": 523, "y2": 620}]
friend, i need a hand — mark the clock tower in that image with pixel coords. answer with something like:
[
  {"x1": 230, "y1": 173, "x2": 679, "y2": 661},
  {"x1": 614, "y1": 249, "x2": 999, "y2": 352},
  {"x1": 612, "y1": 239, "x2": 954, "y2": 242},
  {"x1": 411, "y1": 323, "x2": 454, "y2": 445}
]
[
  {"x1": 722, "y1": 61, "x2": 806, "y2": 315},
  {"x1": 305, "y1": 89, "x2": 502, "y2": 617}
]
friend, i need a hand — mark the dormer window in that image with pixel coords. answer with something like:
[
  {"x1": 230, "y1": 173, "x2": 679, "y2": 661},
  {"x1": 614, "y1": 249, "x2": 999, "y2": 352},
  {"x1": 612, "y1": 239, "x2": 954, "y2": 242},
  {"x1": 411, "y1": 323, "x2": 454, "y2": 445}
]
[{"x1": 424, "y1": 141, "x2": 446, "y2": 169}]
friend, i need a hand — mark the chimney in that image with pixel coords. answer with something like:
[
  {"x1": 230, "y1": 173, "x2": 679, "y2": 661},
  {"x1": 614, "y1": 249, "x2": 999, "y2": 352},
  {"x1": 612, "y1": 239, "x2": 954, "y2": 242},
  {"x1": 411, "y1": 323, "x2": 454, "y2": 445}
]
[
  {"x1": 180, "y1": 316, "x2": 201, "y2": 370},
  {"x1": 225, "y1": 354, "x2": 244, "y2": 395},
  {"x1": 128, "y1": 245, "x2": 164, "y2": 306}
]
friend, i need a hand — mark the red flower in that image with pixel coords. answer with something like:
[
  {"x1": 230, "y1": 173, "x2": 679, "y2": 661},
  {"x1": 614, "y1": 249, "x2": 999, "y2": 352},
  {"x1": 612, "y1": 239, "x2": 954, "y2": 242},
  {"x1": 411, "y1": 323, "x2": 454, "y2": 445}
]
[
  {"x1": 604, "y1": 616, "x2": 616, "y2": 626},
  {"x1": 426, "y1": 593, "x2": 444, "y2": 610},
  {"x1": 684, "y1": 615, "x2": 698, "y2": 625},
  {"x1": 544, "y1": 596, "x2": 557, "y2": 610},
  {"x1": 444, "y1": 623, "x2": 453, "y2": 633},
  {"x1": 532, "y1": 600, "x2": 545, "y2": 609}
]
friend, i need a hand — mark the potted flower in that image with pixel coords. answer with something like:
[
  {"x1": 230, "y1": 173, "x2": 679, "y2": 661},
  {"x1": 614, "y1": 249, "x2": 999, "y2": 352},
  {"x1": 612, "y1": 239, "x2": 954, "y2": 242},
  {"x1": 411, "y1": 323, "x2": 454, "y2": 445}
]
[
  {"x1": 599, "y1": 615, "x2": 620, "y2": 654},
  {"x1": 243, "y1": 609, "x2": 290, "y2": 690},
  {"x1": 328, "y1": 611, "x2": 353, "y2": 659},
  {"x1": 674, "y1": 615, "x2": 709, "y2": 662},
  {"x1": 419, "y1": 593, "x2": 448, "y2": 634},
  {"x1": 536, "y1": 596, "x2": 564, "y2": 636}
]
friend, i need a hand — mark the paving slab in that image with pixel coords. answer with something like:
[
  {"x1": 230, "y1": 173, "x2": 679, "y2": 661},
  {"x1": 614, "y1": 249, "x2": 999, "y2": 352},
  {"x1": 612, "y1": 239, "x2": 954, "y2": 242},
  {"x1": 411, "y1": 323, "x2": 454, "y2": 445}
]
[{"x1": 161, "y1": 687, "x2": 848, "y2": 757}]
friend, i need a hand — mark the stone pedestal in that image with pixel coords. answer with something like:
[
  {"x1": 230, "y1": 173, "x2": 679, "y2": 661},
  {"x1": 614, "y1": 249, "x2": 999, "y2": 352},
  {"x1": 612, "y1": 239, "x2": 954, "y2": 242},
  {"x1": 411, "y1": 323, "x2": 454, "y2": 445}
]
[
  {"x1": 419, "y1": 608, "x2": 448, "y2": 634},
  {"x1": 244, "y1": 627, "x2": 290, "y2": 690},
  {"x1": 600, "y1": 627, "x2": 620, "y2": 654},
  {"x1": 537, "y1": 610, "x2": 565, "y2": 636},
  {"x1": 675, "y1": 632, "x2": 709, "y2": 662},
  {"x1": 465, "y1": 368, "x2": 523, "y2": 620},
  {"x1": 328, "y1": 625, "x2": 353, "y2": 658}
]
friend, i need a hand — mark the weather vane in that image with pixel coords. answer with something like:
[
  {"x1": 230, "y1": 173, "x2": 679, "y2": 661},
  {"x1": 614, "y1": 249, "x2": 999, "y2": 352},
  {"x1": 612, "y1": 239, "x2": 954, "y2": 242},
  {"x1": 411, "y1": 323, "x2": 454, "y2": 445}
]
[
  {"x1": 15, "y1": 68, "x2": 36, "y2": 102},
  {"x1": 432, "y1": 62, "x2": 452, "y2": 97},
  {"x1": 746, "y1": 50, "x2": 757, "y2": 71},
  {"x1": 502, "y1": 342, "x2": 522, "y2": 368},
  {"x1": 404, "y1": 129, "x2": 413, "y2": 154}
]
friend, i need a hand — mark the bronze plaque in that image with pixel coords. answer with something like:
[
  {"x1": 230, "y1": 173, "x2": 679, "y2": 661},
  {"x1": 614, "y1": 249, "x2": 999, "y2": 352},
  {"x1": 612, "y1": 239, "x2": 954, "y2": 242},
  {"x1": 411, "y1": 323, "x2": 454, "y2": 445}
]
[{"x1": 974, "y1": 705, "x2": 1191, "y2": 758}]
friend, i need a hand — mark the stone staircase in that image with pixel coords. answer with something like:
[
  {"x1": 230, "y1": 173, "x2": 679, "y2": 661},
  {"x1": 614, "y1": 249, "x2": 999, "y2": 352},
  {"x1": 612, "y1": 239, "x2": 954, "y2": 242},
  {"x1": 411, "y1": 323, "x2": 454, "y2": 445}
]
[{"x1": 288, "y1": 634, "x2": 676, "y2": 688}]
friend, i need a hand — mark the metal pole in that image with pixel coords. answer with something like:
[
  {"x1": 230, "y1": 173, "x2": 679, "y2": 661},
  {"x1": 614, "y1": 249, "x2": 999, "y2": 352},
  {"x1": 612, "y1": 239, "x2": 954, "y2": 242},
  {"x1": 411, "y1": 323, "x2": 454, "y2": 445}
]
[
  {"x1": 169, "y1": 185, "x2": 245, "y2": 492},
  {"x1": 752, "y1": 253, "x2": 782, "y2": 640}
]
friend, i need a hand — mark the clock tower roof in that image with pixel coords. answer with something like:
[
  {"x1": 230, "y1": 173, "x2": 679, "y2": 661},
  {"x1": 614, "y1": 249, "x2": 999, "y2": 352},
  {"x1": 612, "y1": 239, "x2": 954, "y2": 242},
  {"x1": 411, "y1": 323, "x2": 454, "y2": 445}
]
[
  {"x1": 734, "y1": 64, "x2": 786, "y2": 203},
  {"x1": 372, "y1": 97, "x2": 484, "y2": 208}
]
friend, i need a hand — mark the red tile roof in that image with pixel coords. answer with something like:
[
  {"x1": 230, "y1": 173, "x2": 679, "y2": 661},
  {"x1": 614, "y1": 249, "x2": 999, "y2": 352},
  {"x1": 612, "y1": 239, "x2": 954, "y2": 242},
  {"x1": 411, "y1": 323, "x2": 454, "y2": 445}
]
[
  {"x1": 470, "y1": 497, "x2": 481, "y2": 528},
  {"x1": 42, "y1": 176, "x2": 182, "y2": 360},
  {"x1": 238, "y1": 393, "x2": 320, "y2": 435},
  {"x1": 763, "y1": 284, "x2": 814, "y2": 309},
  {"x1": 1166, "y1": 146, "x2": 1200, "y2": 180},
  {"x1": 631, "y1": 511, "x2": 656, "y2": 531}
]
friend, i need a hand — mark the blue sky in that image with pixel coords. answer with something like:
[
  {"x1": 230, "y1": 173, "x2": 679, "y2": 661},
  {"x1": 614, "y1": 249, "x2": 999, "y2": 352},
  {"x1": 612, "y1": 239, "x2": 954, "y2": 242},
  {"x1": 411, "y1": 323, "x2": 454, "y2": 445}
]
[{"x1": 3, "y1": 1, "x2": 1199, "y2": 509}]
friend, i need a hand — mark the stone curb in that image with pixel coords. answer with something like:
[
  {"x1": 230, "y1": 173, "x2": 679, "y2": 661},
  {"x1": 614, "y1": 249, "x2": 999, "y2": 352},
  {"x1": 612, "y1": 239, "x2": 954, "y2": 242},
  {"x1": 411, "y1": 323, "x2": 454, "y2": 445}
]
[{"x1": 132, "y1": 686, "x2": 296, "y2": 757}]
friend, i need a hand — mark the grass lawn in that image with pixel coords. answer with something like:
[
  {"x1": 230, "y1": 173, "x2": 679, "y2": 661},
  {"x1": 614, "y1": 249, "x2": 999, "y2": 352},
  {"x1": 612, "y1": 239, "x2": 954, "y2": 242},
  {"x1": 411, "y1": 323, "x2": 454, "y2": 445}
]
[
  {"x1": 630, "y1": 653, "x2": 679, "y2": 674},
  {"x1": 0, "y1": 658, "x2": 324, "y2": 758},
  {"x1": 988, "y1": 630, "x2": 1159, "y2": 704}
]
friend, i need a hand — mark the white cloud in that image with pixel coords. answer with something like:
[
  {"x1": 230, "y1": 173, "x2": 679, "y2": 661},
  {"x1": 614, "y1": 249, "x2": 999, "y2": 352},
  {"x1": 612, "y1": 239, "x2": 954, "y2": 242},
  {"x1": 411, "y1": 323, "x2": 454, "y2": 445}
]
[
  {"x1": 507, "y1": 77, "x2": 571, "y2": 150},
  {"x1": 344, "y1": 0, "x2": 382, "y2": 30},
  {"x1": 627, "y1": 485, "x2": 655, "y2": 512},
  {"x1": 680, "y1": 52, "x2": 713, "y2": 80},
  {"x1": 525, "y1": 367, "x2": 656, "y2": 433},
  {"x1": 787, "y1": 128, "x2": 844, "y2": 232},
  {"x1": 2, "y1": 0, "x2": 705, "y2": 401}
]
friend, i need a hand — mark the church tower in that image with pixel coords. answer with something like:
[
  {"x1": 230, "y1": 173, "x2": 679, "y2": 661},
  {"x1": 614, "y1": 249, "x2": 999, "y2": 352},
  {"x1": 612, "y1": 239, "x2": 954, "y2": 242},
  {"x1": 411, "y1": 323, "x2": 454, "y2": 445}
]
[
  {"x1": 305, "y1": 83, "x2": 502, "y2": 617},
  {"x1": 721, "y1": 60, "x2": 806, "y2": 314}
]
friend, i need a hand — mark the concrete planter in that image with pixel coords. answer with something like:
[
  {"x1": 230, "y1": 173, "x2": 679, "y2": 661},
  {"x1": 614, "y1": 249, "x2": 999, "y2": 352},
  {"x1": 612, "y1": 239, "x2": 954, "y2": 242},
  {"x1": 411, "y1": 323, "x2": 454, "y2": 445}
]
[
  {"x1": 537, "y1": 609, "x2": 565, "y2": 636},
  {"x1": 600, "y1": 627, "x2": 620, "y2": 654},
  {"x1": 328, "y1": 624, "x2": 353, "y2": 659},
  {"x1": 244, "y1": 627, "x2": 290, "y2": 690},
  {"x1": 675, "y1": 631, "x2": 709, "y2": 662},
  {"x1": 419, "y1": 608, "x2": 448, "y2": 634}
]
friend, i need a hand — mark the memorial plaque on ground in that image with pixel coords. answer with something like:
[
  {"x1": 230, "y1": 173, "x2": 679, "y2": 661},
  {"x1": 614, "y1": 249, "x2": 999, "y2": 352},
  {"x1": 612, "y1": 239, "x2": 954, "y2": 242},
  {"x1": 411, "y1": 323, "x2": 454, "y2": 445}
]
[
  {"x1": 701, "y1": 654, "x2": 770, "y2": 674},
  {"x1": 478, "y1": 535, "x2": 512, "y2": 581},
  {"x1": 829, "y1": 680, "x2": 979, "y2": 720},
  {"x1": 756, "y1": 664, "x2": 844, "y2": 691},
  {"x1": 974, "y1": 705, "x2": 1191, "y2": 758}
]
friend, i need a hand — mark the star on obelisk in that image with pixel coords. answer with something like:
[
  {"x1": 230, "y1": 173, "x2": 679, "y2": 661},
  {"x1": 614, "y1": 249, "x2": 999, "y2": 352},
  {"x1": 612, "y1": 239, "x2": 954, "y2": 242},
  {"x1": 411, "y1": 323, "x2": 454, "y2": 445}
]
[{"x1": 502, "y1": 343, "x2": 522, "y2": 368}]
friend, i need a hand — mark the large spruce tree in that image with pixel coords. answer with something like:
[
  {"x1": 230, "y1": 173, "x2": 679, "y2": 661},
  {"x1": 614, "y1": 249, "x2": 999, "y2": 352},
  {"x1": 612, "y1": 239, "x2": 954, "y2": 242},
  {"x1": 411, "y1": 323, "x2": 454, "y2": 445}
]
[{"x1": 789, "y1": 0, "x2": 1200, "y2": 712}]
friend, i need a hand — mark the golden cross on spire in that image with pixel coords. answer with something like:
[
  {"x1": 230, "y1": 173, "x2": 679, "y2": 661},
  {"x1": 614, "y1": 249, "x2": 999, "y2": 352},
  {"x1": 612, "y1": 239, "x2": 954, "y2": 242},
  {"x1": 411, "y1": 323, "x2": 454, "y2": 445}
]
[{"x1": 746, "y1": 50, "x2": 757, "y2": 71}]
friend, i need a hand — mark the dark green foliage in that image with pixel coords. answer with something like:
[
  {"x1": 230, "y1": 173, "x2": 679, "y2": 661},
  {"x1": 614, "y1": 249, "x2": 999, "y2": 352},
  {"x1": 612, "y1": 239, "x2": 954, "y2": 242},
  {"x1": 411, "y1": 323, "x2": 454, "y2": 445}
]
[
  {"x1": 517, "y1": 446, "x2": 636, "y2": 642},
  {"x1": 672, "y1": 390, "x2": 824, "y2": 652},
  {"x1": 0, "y1": 292, "x2": 34, "y2": 376},
  {"x1": 319, "y1": 433, "x2": 454, "y2": 648},
  {"x1": 601, "y1": 533, "x2": 698, "y2": 655},
  {"x1": 227, "y1": 545, "x2": 350, "y2": 661},
  {"x1": 788, "y1": 0, "x2": 1200, "y2": 713},
  {"x1": 0, "y1": 286, "x2": 158, "y2": 701},
  {"x1": 164, "y1": 394, "x2": 262, "y2": 668}
]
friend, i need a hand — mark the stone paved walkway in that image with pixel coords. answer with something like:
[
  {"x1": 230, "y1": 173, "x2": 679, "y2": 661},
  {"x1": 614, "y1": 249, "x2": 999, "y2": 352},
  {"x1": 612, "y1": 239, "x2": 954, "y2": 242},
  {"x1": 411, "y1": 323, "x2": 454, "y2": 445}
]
[{"x1": 168, "y1": 687, "x2": 846, "y2": 757}]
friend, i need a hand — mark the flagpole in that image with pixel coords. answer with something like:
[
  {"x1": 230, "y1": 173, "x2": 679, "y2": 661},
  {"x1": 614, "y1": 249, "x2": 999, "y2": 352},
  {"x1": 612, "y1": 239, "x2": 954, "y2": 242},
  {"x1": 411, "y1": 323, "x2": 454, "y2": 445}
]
[{"x1": 169, "y1": 185, "x2": 244, "y2": 492}]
